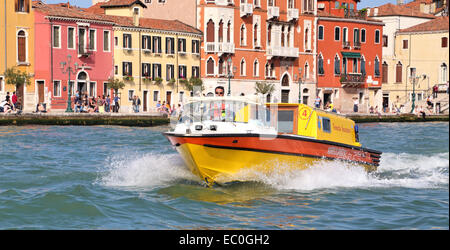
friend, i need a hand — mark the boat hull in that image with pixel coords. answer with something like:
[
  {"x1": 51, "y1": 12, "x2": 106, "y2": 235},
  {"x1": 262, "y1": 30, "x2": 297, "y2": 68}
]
[{"x1": 165, "y1": 133, "x2": 381, "y2": 184}]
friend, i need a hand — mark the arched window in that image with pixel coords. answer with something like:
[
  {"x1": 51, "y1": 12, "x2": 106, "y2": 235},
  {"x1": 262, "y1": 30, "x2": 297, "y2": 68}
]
[
  {"x1": 254, "y1": 59, "x2": 259, "y2": 77},
  {"x1": 374, "y1": 57, "x2": 380, "y2": 77},
  {"x1": 218, "y1": 20, "x2": 224, "y2": 42},
  {"x1": 207, "y1": 57, "x2": 215, "y2": 75},
  {"x1": 281, "y1": 74, "x2": 289, "y2": 86},
  {"x1": 318, "y1": 54, "x2": 324, "y2": 75},
  {"x1": 240, "y1": 24, "x2": 247, "y2": 46},
  {"x1": 361, "y1": 56, "x2": 366, "y2": 76},
  {"x1": 206, "y1": 19, "x2": 215, "y2": 43},
  {"x1": 267, "y1": 24, "x2": 272, "y2": 46},
  {"x1": 281, "y1": 26, "x2": 285, "y2": 47},
  {"x1": 218, "y1": 58, "x2": 224, "y2": 75},
  {"x1": 382, "y1": 62, "x2": 388, "y2": 83},
  {"x1": 395, "y1": 61, "x2": 402, "y2": 83},
  {"x1": 304, "y1": 62, "x2": 309, "y2": 79},
  {"x1": 17, "y1": 30, "x2": 27, "y2": 63},
  {"x1": 334, "y1": 55, "x2": 340, "y2": 75},
  {"x1": 227, "y1": 21, "x2": 231, "y2": 43},
  {"x1": 240, "y1": 58, "x2": 246, "y2": 76},
  {"x1": 441, "y1": 63, "x2": 448, "y2": 83}
]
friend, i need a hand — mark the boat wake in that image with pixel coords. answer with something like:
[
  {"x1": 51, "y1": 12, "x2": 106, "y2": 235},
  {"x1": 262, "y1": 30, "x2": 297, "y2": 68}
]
[
  {"x1": 97, "y1": 152, "x2": 198, "y2": 190},
  {"x1": 231, "y1": 152, "x2": 449, "y2": 191},
  {"x1": 97, "y1": 151, "x2": 448, "y2": 192}
]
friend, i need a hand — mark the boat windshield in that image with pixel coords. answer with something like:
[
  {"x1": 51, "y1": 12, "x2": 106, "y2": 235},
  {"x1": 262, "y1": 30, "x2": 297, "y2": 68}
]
[{"x1": 179, "y1": 99, "x2": 272, "y2": 127}]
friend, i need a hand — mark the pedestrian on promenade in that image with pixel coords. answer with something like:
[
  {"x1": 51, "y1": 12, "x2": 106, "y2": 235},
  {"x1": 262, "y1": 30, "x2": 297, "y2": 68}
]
[
  {"x1": 132, "y1": 95, "x2": 138, "y2": 113},
  {"x1": 433, "y1": 85, "x2": 438, "y2": 98},
  {"x1": 314, "y1": 96, "x2": 321, "y2": 109},
  {"x1": 114, "y1": 94, "x2": 120, "y2": 113},
  {"x1": 11, "y1": 92, "x2": 18, "y2": 110},
  {"x1": 75, "y1": 98, "x2": 82, "y2": 113},
  {"x1": 5, "y1": 92, "x2": 10, "y2": 103},
  {"x1": 353, "y1": 98, "x2": 359, "y2": 113},
  {"x1": 137, "y1": 96, "x2": 141, "y2": 113},
  {"x1": 97, "y1": 96, "x2": 104, "y2": 113},
  {"x1": 105, "y1": 95, "x2": 111, "y2": 113}
]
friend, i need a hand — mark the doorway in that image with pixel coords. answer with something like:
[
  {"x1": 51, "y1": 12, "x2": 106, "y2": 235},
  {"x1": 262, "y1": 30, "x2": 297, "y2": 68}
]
[
  {"x1": 37, "y1": 80, "x2": 45, "y2": 103},
  {"x1": 143, "y1": 90, "x2": 148, "y2": 112},
  {"x1": 383, "y1": 93, "x2": 389, "y2": 112},
  {"x1": 323, "y1": 92, "x2": 331, "y2": 107},
  {"x1": 166, "y1": 91, "x2": 172, "y2": 106}
]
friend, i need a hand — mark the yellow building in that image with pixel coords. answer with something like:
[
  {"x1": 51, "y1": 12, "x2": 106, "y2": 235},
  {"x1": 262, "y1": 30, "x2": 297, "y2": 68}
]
[
  {"x1": 382, "y1": 16, "x2": 449, "y2": 112},
  {"x1": 87, "y1": 0, "x2": 202, "y2": 113},
  {"x1": 0, "y1": 0, "x2": 36, "y2": 111}
]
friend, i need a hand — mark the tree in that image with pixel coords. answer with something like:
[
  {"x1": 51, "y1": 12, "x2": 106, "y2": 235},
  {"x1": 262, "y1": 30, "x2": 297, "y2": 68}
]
[
  {"x1": 108, "y1": 77, "x2": 125, "y2": 95},
  {"x1": 3, "y1": 67, "x2": 31, "y2": 88},
  {"x1": 183, "y1": 77, "x2": 204, "y2": 92},
  {"x1": 255, "y1": 81, "x2": 275, "y2": 96}
]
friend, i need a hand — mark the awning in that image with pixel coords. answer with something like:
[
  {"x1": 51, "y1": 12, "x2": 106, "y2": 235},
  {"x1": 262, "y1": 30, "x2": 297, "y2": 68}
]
[{"x1": 341, "y1": 52, "x2": 361, "y2": 58}]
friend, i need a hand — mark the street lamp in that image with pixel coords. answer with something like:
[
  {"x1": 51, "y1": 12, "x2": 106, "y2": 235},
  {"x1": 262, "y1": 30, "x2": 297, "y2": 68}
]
[
  {"x1": 227, "y1": 57, "x2": 232, "y2": 96},
  {"x1": 298, "y1": 67, "x2": 302, "y2": 104},
  {"x1": 60, "y1": 55, "x2": 79, "y2": 113}
]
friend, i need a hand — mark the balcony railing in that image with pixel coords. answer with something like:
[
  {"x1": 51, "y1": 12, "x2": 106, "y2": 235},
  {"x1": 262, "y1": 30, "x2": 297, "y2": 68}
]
[
  {"x1": 340, "y1": 73, "x2": 366, "y2": 87},
  {"x1": 205, "y1": 42, "x2": 235, "y2": 55},
  {"x1": 344, "y1": 9, "x2": 368, "y2": 20},
  {"x1": 240, "y1": 3, "x2": 253, "y2": 17},
  {"x1": 287, "y1": 8, "x2": 299, "y2": 22},
  {"x1": 354, "y1": 41, "x2": 361, "y2": 49},
  {"x1": 342, "y1": 41, "x2": 350, "y2": 49},
  {"x1": 267, "y1": 46, "x2": 299, "y2": 58},
  {"x1": 212, "y1": 0, "x2": 234, "y2": 6},
  {"x1": 267, "y1": 6, "x2": 279, "y2": 20}
]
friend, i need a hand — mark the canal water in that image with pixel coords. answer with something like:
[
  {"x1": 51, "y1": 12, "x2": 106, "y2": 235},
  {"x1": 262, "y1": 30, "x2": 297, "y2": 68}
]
[{"x1": 0, "y1": 122, "x2": 448, "y2": 230}]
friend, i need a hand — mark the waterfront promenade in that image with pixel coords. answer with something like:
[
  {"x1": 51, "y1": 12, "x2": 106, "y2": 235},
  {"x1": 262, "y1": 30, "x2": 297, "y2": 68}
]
[{"x1": 0, "y1": 110, "x2": 448, "y2": 126}]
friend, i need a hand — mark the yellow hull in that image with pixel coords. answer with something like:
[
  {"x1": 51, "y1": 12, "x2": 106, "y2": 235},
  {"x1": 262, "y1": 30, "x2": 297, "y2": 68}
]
[{"x1": 177, "y1": 143, "x2": 362, "y2": 185}]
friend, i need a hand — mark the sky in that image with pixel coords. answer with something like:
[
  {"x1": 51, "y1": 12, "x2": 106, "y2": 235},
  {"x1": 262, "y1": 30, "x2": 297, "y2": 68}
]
[{"x1": 44, "y1": 0, "x2": 405, "y2": 9}]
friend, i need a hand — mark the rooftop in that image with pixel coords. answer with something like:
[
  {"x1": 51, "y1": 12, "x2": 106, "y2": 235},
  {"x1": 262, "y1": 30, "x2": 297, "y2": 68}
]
[{"x1": 398, "y1": 16, "x2": 449, "y2": 32}]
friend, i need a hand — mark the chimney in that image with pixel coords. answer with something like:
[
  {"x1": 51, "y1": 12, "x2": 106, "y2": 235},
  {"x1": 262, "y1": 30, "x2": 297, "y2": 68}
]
[{"x1": 133, "y1": 7, "x2": 140, "y2": 26}]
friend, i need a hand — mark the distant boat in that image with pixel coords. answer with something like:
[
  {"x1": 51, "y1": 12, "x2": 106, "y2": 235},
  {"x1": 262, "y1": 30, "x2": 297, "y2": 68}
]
[{"x1": 164, "y1": 96, "x2": 381, "y2": 186}]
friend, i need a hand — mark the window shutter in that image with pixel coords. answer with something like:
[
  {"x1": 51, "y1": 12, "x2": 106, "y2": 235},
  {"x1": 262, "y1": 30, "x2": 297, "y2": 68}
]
[
  {"x1": 18, "y1": 36, "x2": 26, "y2": 62},
  {"x1": 122, "y1": 62, "x2": 126, "y2": 76},
  {"x1": 396, "y1": 63, "x2": 402, "y2": 83},
  {"x1": 15, "y1": 0, "x2": 18, "y2": 12},
  {"x1": 129, "y1": 62, "x2": 132, "y2": 76},
  {"x1": 25, "y1": 0, "x2": 30, "y2": 12}
]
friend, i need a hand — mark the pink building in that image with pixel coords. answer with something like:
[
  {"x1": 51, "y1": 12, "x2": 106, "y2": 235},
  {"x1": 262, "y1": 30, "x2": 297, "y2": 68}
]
[{"x1": 33, "y1": 2, "x2": 115, "y2": 111}]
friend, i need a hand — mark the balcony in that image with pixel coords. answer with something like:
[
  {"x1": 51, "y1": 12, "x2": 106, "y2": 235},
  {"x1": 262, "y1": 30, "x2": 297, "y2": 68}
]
[
  {"x1": 340, "y1": 73, "x2": 365, "y2": 87},
  {"x1": 267, "y1": 46, "x2": 299, "y2": 59},
  {"x1": 240, "y1": 3, "x2": 253, "y2": 17},
  {"x1": 78, "y1": 46, "x2": 92, "y2": 58},
  {"x1": 267, "y1": 6, "x2": 279, "y2": 20},
  {"x1": 287, "y1": 8, "x2": 299, "y2": 22},
  {"x1": 353, "y1": 41, "x2": 361, "y2": 49},
  {"x1": 213, "y1": 0, "x2": 234, "y2": 6},
  {"x1": 344, "y1": 9, "x2": 368, "y2": 20},
  {"x1": 342, "y1": 41, "x2": 350, "y2": 49},
  {"x1": 205, "y1": 42, "x2": 235, "y2": 55}
]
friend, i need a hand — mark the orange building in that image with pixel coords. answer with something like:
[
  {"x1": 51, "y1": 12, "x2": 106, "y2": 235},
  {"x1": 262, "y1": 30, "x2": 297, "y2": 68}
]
[
  {"x1": 316, "y1": 0, "x2": 384, "y2": 113},
  {"x1": 199, "y1": 0, "x2": 317, "y2": 105}
]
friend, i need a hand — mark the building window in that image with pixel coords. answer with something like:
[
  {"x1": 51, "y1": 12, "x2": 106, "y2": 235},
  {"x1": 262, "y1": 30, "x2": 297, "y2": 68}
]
[
  {"x1": 53, "y1": 80, "x2": 61, "y2": 97},
  {"x1": 17, "y1": 30, "x2": 27, "y2": 63},
  {"x1": 166, "y1": 64, "x2": 174, "y2": 80},
  {"x1": 382, "y1": 62, "x2": 388, "y2": 83},
  {"x1": 361, "y1": 29, "x2": 366, "y2": 43},
  {"x1": 240, "y1": 58, "x2": 246, "y2": 76},
  {"x1": 207, "y1": 19, "x2": 215, "y2": 43},
  {"x1": 178, "y1": 38, "x2": 186, "y2": 53},
  {"x1": 89, "y1": 82, "x2": 96, "y2": 97},
  {"x1": 89, "y1": 29, "x2": 96, "y2": 51},
  {"x1": 128, "y1": 90, "x2": 135, "y2": 101},
  {"x1": 382, "y1": 35, "x2": 388, "y2": 47},
  {"x1": 207, "y1": 58, "x2": 215, "y2": 75},
  {"x1": 396, "y1": 62, "x2": 402, "y2": 83},
  {"x1": 253, "y1": 59, "x2": 259, "y2": 77},
  {"x1": 375, "y1": 30, "x2": 380, "y2": 44},
  {"x1": 52, "y1": 26, "x2": 61, "y2": 48},
  {"x1": 68, "y1": 27, "x2": 75, "y2": 49},
  {"x1": 442, "y1": 37, "x2": 448, "y2": 48},
  {"x1": 78, "y1": 28, "x2": 86, "y2": 54},
  {"x1": 166, "y1": 37, "x2": 175, "y2": 54},
  {"x1": 361, "y1": 57, "x2": 366, "y2": 75},
  {"x1": 179, "y1": 65, "x2": 187, "y2": 79},
  {"x1": 123, "y1": 34, "x2": 132, "y2": 49},
  {"x1": 16, "y1": 0, "x2": 30, "y2": 12},
  {"x1": 334, "y1": 1, "x2": 340, "y2": 8},
  {"x1": 441, "y1": 63, "x2": 448, "y2": 83},
  {"x1": 318, "y1": 55, "x2": 324, "y2": 75},
  {"x1": 192, "y1": 40, "x2": 200, "y2": 54},
  {"x1": 103, "y1": 30, "x2": 111, "y2": 52},
  {"x1": 153, "y1": 91, "x2": 159, "y2": 102},
  {"x1": 240, "y1": 24, "x2": 247, "y2": 46},
  {"x1": 152, "y1": 36, "x2": 162, "y2": 53},
  {"x1": 334, "y1": 55, "x2": 340, "y2": 75},
  {"x1": 142, "y1": 63, "x2": 151, "y2": 77},
  {"x1": 192, "y1": 66, "x2": 200, "y2": 78},
  {"x1": 142, "y1": 35, "x2": 151, "y2": 50},
  {"x1": 152, "y1": 64, "x2": 162, "y2": 79},
  {"x1": 374, "y1": 57, "x2": 380, "y2": 77},
  {"x1": 334, "y1": 27, "x2": 340, "y2": 41},
  {"x1": 123, "y1": 62, "x2": 132, "y2": 76},
  {"x1": 402, "y1": 39, "x2": 408, "y2": 49},
  {"x1": 318, "y1": 26, "x2": 324, "y2": 40}
]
